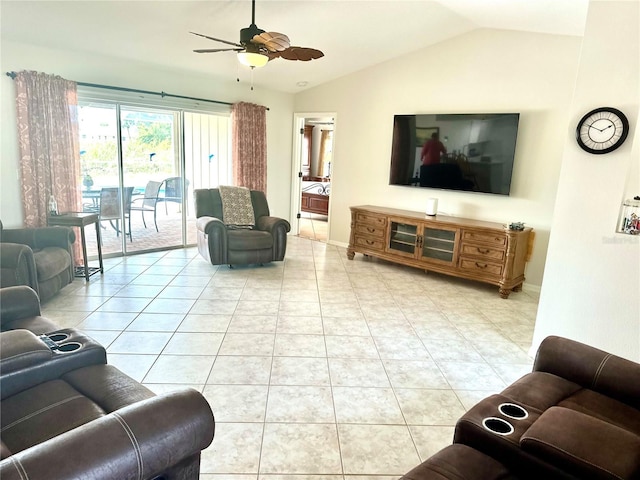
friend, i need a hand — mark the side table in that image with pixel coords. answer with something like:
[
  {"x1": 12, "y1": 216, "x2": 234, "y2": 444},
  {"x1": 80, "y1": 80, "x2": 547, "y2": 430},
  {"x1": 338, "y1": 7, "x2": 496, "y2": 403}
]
[{"x1": 48, "y1": 212, "x2": 104, "y2": 281}]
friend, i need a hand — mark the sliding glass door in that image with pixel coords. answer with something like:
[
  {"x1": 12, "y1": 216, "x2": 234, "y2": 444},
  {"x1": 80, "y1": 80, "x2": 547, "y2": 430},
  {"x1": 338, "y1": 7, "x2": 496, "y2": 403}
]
[{"x1": 78, "y1": 98, "x2": 231, "y2": 258}]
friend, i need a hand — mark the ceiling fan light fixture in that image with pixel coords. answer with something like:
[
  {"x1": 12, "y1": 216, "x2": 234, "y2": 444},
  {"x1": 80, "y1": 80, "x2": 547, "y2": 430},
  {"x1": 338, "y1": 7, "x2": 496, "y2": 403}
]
[{"x1": 237, "y1": 51, "x2": 269, "y2": 68}]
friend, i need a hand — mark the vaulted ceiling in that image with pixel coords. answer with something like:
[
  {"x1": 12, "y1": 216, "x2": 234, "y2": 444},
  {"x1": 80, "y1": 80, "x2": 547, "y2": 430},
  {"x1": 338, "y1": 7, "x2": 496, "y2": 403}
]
[{"x1": 1, "y1": 0, "x2": 589, "y2": 93}]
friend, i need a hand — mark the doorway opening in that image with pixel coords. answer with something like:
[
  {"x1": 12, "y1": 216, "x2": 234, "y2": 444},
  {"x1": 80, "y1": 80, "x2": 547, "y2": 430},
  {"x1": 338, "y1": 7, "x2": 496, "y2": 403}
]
[{"x1": 291, "y1": 113, "x2": 336, "y2": 243}]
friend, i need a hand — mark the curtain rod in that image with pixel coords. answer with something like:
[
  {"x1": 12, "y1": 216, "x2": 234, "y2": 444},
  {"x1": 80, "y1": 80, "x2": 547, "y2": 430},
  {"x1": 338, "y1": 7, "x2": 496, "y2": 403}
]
[{"x1": 5, "y1": 71, "x2": 269, "y2": 110}]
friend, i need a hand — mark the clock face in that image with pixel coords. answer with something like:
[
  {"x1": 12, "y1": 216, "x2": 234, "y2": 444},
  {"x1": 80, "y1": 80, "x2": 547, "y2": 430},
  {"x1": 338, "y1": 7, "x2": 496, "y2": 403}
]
[{"x1": 576, "y1": 107, "x2": 629, "y2": 154}]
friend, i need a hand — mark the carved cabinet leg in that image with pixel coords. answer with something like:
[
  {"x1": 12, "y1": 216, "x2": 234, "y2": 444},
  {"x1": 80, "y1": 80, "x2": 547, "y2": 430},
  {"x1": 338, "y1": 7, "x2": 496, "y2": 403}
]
[
  {"x1": 512, "y1": 284, "x2": 523, "y2": 292},
  {"x1": 499, "y1": 288, "x2": 511, "y2": 299},
  {"x1": 347, "y1": 249, "x2": 355, "y2": 260}
]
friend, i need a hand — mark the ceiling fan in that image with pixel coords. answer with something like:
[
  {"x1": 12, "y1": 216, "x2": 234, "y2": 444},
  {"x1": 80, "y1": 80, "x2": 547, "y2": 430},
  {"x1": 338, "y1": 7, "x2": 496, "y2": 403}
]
[{"x1": 191, "y1": 0, "x2": 324, "y2": 68}]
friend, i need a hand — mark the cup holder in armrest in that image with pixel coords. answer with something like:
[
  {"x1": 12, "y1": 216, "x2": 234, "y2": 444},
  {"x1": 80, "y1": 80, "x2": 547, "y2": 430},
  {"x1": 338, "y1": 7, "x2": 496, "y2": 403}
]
[
  {"x1": 498, "y1": 403, "x2": 529, "y2": 420},
  {"x1": 482, "y1": 417, "x2": 514, "y2": 436},
  {"x1": 55, "y1": 342, "x2": 82, "y2": 353},
  {"x1": 47, "y1": 333, "x2": 69, "y2": 343}
]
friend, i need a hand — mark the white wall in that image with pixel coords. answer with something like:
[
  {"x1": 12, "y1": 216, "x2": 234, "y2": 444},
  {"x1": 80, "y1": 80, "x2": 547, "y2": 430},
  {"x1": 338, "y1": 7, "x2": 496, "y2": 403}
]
[
  {"x1": 294, "y1": 29, "x2": 583, "y2": 289},
  {"x1": 532, "y1": 1, "x2": 640, "y2": 361},
  {"x1": 0, "y1": 41, "x2": 295, "y2": 226}
]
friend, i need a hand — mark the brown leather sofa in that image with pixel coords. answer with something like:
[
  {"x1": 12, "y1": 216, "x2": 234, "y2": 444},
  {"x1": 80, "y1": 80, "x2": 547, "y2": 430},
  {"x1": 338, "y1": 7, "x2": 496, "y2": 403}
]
[
  {"x1": 0, "y1": 220, "x2": 76, "y2": 302},
  {"x1": 0, "y1": 286, "x2": 216, "y2": 479},
  {"x1": 401, "y1": 336, "x2": 640, "y2": 480},
  {"x1": 194, "y1": 188, "x2": 290, "y2": 267}
]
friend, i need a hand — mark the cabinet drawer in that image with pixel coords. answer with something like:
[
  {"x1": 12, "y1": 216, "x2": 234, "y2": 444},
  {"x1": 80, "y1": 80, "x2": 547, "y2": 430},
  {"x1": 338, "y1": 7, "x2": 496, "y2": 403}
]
[
  {"x1": 355, "y1": 212, "x2": 387, "y2": 228},
  {"x1": 354, "y1": 235, "x2": 385, "y2": 251},
  {"x1": 460, "y1": 244, "x2": 505, "y2": 262},
  {"x1": 459, "y1": 259, "x2": 503, "y2": 277},
  {"x1": 355, "y1": 223, "x2": 385, "y2": 238},
  {"x1": 462, "y1": 230, "x2": 506, "y2": 247}
]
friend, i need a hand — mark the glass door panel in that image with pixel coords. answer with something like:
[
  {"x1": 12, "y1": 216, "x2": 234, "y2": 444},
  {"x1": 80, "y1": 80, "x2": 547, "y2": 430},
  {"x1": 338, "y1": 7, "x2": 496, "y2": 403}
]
[
  {"x1": 78, "y1": 103, "x2": 125, "y2": 258},
  {"x1": 121, "y1": 107, "x2": 182, "y2": 253},
  {"x1": 388, "y1": 221, "x2": 418, "y2": 256},
  {"x1": 421, "y1": 227, "x2": 456, "y2": 264}
]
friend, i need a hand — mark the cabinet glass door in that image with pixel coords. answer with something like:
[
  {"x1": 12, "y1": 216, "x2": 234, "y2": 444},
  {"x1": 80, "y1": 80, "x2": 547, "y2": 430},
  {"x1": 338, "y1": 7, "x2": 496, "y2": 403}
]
[
  {"x1": 422, "y1": 227, "x2": 456, "y2": 263},
  {"x1": 388, "y1": 222, "x2": 418, "y2": 256}
]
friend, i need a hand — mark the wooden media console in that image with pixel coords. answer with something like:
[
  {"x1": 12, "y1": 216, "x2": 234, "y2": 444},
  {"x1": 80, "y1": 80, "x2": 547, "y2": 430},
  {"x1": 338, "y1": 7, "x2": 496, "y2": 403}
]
[{"x1": 347, "y1": 205, "x2": 533, "y2": 298}]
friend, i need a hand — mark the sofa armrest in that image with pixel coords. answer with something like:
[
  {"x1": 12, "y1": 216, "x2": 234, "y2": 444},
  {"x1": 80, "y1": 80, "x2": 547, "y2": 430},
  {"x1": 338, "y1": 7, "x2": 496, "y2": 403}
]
[
  {"x1": 197, "y1": 215, "x2": 225, "y2": 235},
  {"x1": 256, "y1": 216, "x2": 291, "y2": 261},
  {"x1": 2, "y1": 226, "x2": 75, "y2": 251},
  {"x1": 0, "y1": 330, "x2": 52, "y2": 375},
  {"x1": 521, "y1": 406, "x2": 640, "y2": 480},
  {"x1": 197, "y1": 216, "x2": 227, "y2": 265},
  {"x1": 256, "y1": 215, "x2": 291, "y2": 235},
  {"x1": 534, "y1": 336, "x2": 640, "y2": 409},
  {"x1": 0, "y1": 286, "x2": 42, "y2": 325},
  {"x1": 0, "y1": 243, "x2": 38, "y2": 293},
  {"x1": 401, "y1": 444, "x2": 518, "y2": 480},
  {"x1": 1, "y1": 329, "x2": 107, "y2": 399},
  {"x1": 0, "y1": 389, "x2": 215, "y2": 480}
]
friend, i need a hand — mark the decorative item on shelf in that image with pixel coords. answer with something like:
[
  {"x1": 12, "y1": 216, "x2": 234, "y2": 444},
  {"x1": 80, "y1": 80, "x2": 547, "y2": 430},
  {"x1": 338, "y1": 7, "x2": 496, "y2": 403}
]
[
  {"x1": 82, "y1": 173, "x2": 94, "y2": 190},
  {"x1": 619, "y1": 196, "x2": 640, "y2": 235},
  {"x1": 48, "y1": 195, "x2": 59, "y2": 216},
  {"x1": 508, "y1": 222, "x2": 525, "y2": 231},
  {"x1": 425, "y1": 198, "x2": 438, "y2": 216}
]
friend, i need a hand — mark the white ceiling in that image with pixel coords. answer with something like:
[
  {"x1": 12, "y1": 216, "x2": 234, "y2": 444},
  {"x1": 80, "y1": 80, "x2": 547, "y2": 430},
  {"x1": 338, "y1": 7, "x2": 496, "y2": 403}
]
[{"x1": 1, "y1": 0, "x2": 589, "y2": 93}]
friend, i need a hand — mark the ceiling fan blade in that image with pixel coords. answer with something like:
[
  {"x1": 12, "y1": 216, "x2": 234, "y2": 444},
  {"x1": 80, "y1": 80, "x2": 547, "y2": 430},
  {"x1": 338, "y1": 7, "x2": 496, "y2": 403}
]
[
  {"x1": 190, "y1": 31, "x2": 242, "y2": 48},
  {"x1": 194, "y1": 48, "x2": 243, "y2": 53},
  {"x1": 252, "y1": 32, "x2": 290, "y2": 52},
  {"x1": 276, "y1": 47, "x2": 324, "y2": 61}
]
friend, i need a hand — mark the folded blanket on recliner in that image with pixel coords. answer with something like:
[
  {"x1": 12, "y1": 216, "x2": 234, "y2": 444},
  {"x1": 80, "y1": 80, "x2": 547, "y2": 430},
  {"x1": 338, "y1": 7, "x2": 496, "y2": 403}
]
[{"x1": 219, "y1": 185, "x2": 255, "y2": 228}]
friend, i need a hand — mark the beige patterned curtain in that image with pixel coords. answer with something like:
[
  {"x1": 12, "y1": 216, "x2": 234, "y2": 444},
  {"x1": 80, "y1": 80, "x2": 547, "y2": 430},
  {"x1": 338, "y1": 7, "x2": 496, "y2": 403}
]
[
  {"x1": 231, "y1": 102, "x2": 267, "y2": 193},
  {"x1": 14, "y1": 71, "x2": 82, "y2": 261}
]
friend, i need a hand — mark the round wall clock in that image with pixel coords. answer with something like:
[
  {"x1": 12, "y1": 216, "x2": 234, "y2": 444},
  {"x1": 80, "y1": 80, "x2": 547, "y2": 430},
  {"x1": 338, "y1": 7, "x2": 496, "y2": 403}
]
[{"x1": 576, "y1": 107, "x2": 629, "y2": 154}]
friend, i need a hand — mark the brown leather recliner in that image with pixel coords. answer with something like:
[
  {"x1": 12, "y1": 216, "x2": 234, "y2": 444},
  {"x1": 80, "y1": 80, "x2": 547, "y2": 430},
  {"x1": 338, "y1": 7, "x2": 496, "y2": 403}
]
[
  {"x1": 0, "y1": 220, "x2": 75, "y2": 302},
  {"x1": 0, "y1": 304, "x2": 215, "y2": 479},
  {"x1": 194, "y1": 188, "x2": 290, "y2": 267},
  {"x1": 453, "y1": 336, "x2": 640, "y2": 479},
  {"x1": 401, "y1": 336, "x2": 640, "y2": 480}
]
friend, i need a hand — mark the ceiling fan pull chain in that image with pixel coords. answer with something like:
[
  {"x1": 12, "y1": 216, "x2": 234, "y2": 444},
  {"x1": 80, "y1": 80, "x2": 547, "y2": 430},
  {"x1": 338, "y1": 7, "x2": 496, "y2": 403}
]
[{"x1": 250, "y1": 66, "x2": 255, "y2": 91}]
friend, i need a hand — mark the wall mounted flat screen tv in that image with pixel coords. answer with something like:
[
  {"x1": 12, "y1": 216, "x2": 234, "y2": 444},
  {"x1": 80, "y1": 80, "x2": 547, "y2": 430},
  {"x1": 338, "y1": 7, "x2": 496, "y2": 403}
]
[{"x1": 389, "y1": 113, "x2": 520, "y2": 195}]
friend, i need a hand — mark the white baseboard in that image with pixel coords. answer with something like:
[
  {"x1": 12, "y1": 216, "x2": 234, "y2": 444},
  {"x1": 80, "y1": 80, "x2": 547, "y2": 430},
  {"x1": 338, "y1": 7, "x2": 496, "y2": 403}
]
[
  {"x1": 327, "y1": 239, "x2": 349, "y2": 249},
  {"x1": 522, "y1": 283, "x2": 541, "y2": 295}
]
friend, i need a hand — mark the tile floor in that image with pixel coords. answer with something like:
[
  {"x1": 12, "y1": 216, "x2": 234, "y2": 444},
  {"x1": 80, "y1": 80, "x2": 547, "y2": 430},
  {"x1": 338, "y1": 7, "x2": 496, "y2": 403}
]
[
  {"x1": 42, "y1": 235, "x2": 539, "y2": 480},
  {"x1": 299, "y1": 213, "x2": 328, "y2": 242}
]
